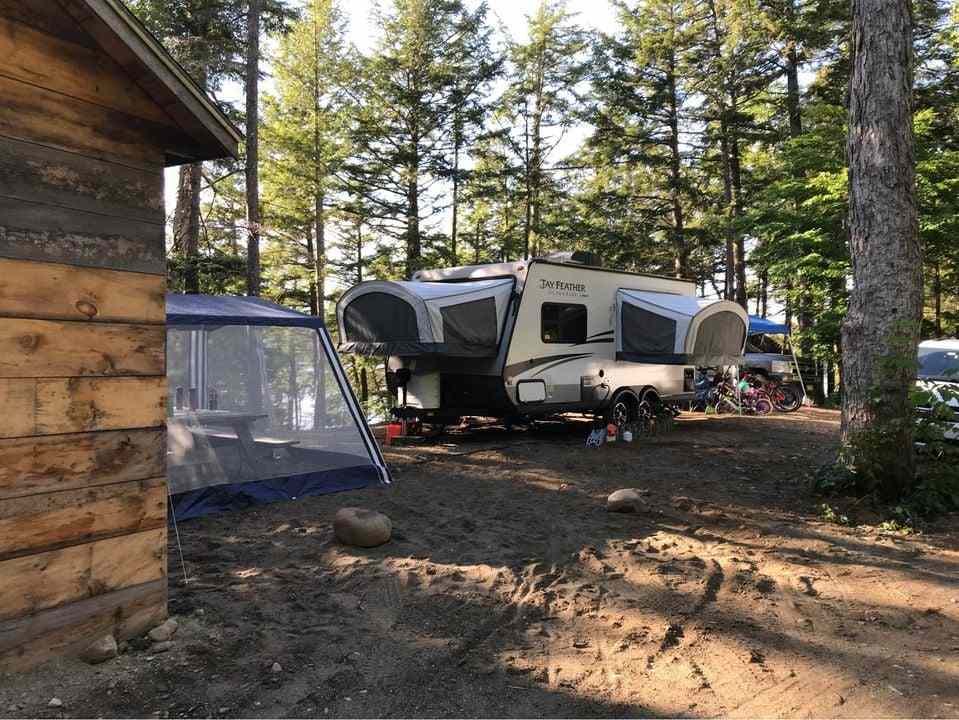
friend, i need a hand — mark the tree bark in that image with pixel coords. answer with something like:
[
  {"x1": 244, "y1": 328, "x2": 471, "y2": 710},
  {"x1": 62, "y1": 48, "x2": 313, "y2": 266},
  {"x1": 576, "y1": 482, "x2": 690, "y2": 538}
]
[
  {"x1": 173, "y1": 162, "x2": 202, "y2": 294},
  {"x1": 841, "y1": 0, "x2": 921, "y2": 498},
  {"x1": 451, "y1": 119, "x2": 461, "y2": 263},
  {"x1": 314, "y1": 191, "x2": 325, "y2": 319},
  {"x1": 245, "y1": 0, "x2": 261, "y2": 297},
  {"x1": 407, "y1": 153, "x2": 421, "y2": 276},
  {"x1": 933, "y1": 262, "x2": 942, "y2": 336},
  {"x1": 666, "y1": 48, "x2": 687, "y2": 278}
]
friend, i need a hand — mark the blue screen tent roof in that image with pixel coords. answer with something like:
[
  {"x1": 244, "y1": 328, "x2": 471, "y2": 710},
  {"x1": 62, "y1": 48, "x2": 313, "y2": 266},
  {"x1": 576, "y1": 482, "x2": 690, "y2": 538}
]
[
  {"x1": 166, "y1": 293, "x2": 326, "y2": 328},
  {"x1": 748, "y1": 315, "x2": 789, "y2": 335}
]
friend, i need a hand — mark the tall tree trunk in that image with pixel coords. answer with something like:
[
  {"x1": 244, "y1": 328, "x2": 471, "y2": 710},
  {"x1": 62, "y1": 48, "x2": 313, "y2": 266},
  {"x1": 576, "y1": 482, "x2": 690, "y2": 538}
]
[
  {"x1": 305, "y1": 225, "x2": 318, "y2": 316},
  {"x1": 522, "y1": 107, "x2": 532, "y2": 260},
  {"x1": 530, "y1": 76, "x2": 544, "y2": 259},
  {"x1": 451, "y1": 122, "x2": 461, "y2": 263},
  {"x1": 841, "y1": 0, "x2": 921, "y2": 498},
  {"x1": 729, "y1": 92, "x2": 747, "y2": 309},
  {"x1": 245, "y1": 0, "x2": 261, "y2": 297},
  {"x1": 933, "y1": 262, "x2": 942, "y2": 336},
  {"x1": 718, "y1": 112, "x2": 735, "y2": 301},
  {"x1": 666, "y1": 49, "x2": 687, "y2": 278},
  {"x1": 356, "y1": 217, "x2": 364, "y2": 284},
  {"x1": 314, "y1": 191, "x2": 325, "y2": 319},
  {"x1": 407, "y1": 151, "x2": 421, "y2": 276},
  {"x1": 173, "y1": 162, "x2": 202, "y2": 294}
]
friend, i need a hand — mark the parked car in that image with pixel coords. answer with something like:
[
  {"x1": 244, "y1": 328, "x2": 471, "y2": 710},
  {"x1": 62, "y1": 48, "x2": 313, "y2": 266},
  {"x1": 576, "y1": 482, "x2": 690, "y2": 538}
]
[{"x1": 916, "y1": 339, "x2": 959, "y2": 441}]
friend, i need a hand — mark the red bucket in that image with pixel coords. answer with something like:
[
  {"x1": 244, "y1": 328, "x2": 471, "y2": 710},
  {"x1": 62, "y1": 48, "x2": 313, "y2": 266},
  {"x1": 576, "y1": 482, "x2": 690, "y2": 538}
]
[{"x1": 385, "y1": 423, "x2": 403, "y2": 445}]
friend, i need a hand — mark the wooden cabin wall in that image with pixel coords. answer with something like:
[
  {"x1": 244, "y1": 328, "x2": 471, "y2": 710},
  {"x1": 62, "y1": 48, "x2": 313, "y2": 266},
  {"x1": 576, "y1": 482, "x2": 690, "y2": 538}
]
[{"x1": 0, "y1": 2, "x2": 174, "y2": 670}]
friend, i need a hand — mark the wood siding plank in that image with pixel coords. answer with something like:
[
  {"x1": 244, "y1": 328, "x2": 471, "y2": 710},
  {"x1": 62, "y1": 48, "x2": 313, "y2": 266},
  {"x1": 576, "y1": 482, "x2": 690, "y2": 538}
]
[
  {"x1": 0, "y1": 258, "x2": 165, "y2": 323},
  {"x1": 0, "y1": 319, "x2": 164, "y2": 378},
  {"x1": 0, "y1": 17, "x2": 176, "y2": 125},
  {"x1": 0, "y1": 223, "x2": 165, "y2": 275},
  {"x1": 0, "y1": 428, "x2": 165, "y2": 500},
  {"x1": 0, "y1": 75, "x2": 190, "y2": 165},
  {"x1": 0, "y1": 194, "x2": 165, "y2": 241},
  {"x1": 0, "y1": 0, "x2": 98, "y2": 49},
  {"x1": 0, "y1": 377, "x2": 166, "y2": 439},
  {"x1": 0, "y1": 478, "x2": 166, "y2": 560},
  {"x1": 0, "y1": 136, "x2": 164, "y2": 223},
  {"x1": 0, "y1": 529, "x2": 166, "y2": 622},
  {"x1": 0, "y1": 379, "x2": 34, "y2": 437},
  {"x1": 0, "y1": 579, "x2": 165, "y2": 672}
]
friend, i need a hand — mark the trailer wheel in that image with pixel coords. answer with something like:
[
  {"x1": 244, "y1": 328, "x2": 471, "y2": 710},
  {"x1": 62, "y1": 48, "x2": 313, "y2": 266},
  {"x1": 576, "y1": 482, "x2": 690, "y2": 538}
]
[{"x1": 607, "y1": 390, "x2": 640, "y2": 427}]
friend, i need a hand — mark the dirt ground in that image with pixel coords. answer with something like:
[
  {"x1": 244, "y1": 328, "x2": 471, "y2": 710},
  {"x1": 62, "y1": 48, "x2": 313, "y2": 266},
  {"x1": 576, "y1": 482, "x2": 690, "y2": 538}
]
[{"x1": 3, "y1": 408, "x2": 959, "y2": 718}]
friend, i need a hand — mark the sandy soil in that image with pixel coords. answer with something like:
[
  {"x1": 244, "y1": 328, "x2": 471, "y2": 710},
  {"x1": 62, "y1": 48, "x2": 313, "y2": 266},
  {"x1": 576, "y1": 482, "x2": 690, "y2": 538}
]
[{"x1": 2, "y1": 408, "x2": 959, "y2": 718}]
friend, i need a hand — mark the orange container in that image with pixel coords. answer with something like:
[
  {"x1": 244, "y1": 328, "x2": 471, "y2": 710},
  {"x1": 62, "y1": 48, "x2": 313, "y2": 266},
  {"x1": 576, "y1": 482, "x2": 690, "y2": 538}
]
[{"x1": 385, "y1": 423, "x2": 403, "y2": 445}]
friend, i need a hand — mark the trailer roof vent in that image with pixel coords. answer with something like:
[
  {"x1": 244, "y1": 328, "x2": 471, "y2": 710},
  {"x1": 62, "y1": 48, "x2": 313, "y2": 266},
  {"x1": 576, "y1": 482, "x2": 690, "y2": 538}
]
[{"x1": 544, "y1": 250, "x2": 602, "y2": 267}]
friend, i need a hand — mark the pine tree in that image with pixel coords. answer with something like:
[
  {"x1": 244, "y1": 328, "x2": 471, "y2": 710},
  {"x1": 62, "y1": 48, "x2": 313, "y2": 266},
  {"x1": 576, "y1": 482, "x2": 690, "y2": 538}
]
[
  {"x1": 842, "y1": 0, "x2": 921, "y2": 497},
  {"x1": 502, "y1": 0, "x2": 588, "y2": 258},
  {"x1": 262, "y1": 0, "x2": 353, "y2": 317}
]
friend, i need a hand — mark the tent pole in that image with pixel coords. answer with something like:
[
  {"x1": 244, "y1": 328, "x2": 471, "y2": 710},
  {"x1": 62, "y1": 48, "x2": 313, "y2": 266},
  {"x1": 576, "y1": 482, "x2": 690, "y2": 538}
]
[{"x1": 788, "y1": 336, "x2": 807, "y2": 403}]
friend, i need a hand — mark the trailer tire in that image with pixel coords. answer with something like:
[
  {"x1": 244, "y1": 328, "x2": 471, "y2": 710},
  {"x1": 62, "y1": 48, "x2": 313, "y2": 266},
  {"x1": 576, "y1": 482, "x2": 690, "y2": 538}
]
[{"x1": 607, "y1": 389, "x2": 640, "y2": 427}]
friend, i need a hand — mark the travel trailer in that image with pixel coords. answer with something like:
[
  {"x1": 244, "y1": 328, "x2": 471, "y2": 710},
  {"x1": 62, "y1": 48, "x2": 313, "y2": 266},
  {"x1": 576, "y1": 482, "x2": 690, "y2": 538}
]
[{"x1": 336, "y1": 252, "x2": 748, "y2": 425}]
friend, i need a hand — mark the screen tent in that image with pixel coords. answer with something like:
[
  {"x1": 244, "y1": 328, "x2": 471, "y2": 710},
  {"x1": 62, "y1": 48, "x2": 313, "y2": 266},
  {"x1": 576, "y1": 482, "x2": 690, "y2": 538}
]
[
  {"x1": 336, "y1": 278, "x2": 515, "y2": 357},
  {"x1": 616, "y1": 290, "x2": 749, "y2": 366},
  {"x1": 166, "y1": 294, "x2": 390, "y2": 520}
]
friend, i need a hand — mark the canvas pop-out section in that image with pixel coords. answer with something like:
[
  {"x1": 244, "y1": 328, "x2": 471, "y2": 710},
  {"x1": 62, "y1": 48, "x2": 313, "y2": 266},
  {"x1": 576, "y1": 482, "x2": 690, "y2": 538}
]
[
  {"x1": 166, "y1": 294, "x2": 389, "y2": 519},
  {"x1": 615, "y1": 290, "x2": 749, "y2": 366},
  {"x1": 336, "y1": 278, "x2": 515, "y2": 357}
]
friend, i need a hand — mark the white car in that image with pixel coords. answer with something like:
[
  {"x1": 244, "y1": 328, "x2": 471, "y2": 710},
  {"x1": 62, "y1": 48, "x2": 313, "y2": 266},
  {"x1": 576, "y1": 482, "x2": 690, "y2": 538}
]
[{"x1": 916, "y1": 339, "x2": 959, "y2": 441}]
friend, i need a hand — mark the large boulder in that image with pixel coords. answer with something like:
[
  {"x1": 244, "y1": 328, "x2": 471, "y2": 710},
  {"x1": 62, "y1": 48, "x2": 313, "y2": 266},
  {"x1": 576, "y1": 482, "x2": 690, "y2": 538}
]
[
  {"x1": 607, "y1": 488, "x2": 645, "y2": 513},
  {"x1": 334, "y1": 508, "x2": 392, "y2": 547}
]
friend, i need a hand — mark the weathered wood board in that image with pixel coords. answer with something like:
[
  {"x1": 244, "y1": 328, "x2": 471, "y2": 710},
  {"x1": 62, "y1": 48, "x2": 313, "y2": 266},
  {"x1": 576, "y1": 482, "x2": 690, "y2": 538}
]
[
  {"x1": 0, "y1": 258, "x2": 165, "y2": 323},
  {"x1": 0, "y1": 579, "x2": 166, "y2": 671},
  {"x1": 0, "y1": 16, "x2": 177, "y2": 125},
  {"x1": 0, "y1": 478, "x2": 165, "y2": 560},
  {"x1": 0, "y1": 528, "x2": 166, "y2": 623},
  {"x1": 0, "y1": 319, "x2": 164, "y2": 378},
  {"x1": 0, "y1": 136, "x2": 164, "y2": 223},
  {"x1": 0, "y1": 428, "x2": 165, "y2": 500},
  {"x1": 0, "y1": 223, "x2": 166, "y2": 275},
  {"x1": 0, "y1": 0, "x2": 97, "y2": 49},
  {"x1": 0, "y1": 376, "x2": 166, "y2": 439},
  {"x1": 0, "y1": 75, "x2": 169, "y2": 164}
]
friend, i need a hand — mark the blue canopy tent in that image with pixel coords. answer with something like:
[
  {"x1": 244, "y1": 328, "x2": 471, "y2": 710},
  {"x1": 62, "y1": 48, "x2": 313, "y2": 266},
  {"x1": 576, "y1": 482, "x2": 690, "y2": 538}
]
[
  {"x1": 747, "y1": 315, "x2": 789, "y2": 335},
  {"x1": 166, "y1": 294, "x2": 390, "y2": 520}
]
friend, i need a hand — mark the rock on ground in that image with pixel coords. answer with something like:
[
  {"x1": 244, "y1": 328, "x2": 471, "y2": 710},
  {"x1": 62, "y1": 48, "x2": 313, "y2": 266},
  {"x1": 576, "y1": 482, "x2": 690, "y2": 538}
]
[
  {"x1": 147, "y1": 618, "x2": 178, "y2": 643},
  {"x1": 333, "y1": 508, "x2": 392, "y2": 547},
  {"x1": 149, "y1": 641, "x2": 173, "y2": 653},
  {"x1": 80, "y1": 634, "x2": 117, "y2": 665},
  {"x1": 607, "y1": 488, "x2": 645, "y2": 513}
]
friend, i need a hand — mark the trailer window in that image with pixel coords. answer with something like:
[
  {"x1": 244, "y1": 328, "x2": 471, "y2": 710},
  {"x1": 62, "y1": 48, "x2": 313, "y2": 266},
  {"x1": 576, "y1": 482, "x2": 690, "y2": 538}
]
[{"x1": 541, "y1": 303, "x2": 587, "y2": 344}]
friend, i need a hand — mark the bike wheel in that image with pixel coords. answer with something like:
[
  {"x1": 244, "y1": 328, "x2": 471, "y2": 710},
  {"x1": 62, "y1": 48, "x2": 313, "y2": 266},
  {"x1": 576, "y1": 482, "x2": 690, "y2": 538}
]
[
  {"x1": 752, "y1": 393, "x2": 773, "y2": 416},
  {"x1": 775, "y1": 385, "x2": 803, "y2": 412},
  {"x1": 715, "y1": 397, "x2": 738, "y2": 414}
]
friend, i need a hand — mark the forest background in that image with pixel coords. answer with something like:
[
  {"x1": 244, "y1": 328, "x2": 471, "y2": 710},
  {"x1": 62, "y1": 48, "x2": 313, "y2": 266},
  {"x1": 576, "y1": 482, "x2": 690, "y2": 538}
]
[{"x1": 131, "y1": 0, "x2": 959, "y2": 406}]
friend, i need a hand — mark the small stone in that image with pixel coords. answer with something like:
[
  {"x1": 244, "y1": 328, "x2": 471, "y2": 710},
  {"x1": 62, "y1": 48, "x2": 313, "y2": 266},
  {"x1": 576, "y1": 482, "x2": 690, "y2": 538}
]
[
  {"x1": 607, "y1": 489, "x2": 645, "y2": 513},
  {"x1": 80, "y1": 634, "x2": 118, "y2": 664},
  {"x1": 48, "y1": 698, "x2": 63, "y2": 708},
  {"x1": 271, "y1": 662, "x2": 283, "y2": 673},
  {"x1": 148, "y1": 618, "x2": 179, "y2": 643},
  {"x1": 333, "y1": 508, "x2": 392, "y2": 548},
  {"x1": 150, "y1": 641, "x2": 173, "y2": 653},
  {"x1": 672, "y1": 496, "x2": 695, "y2": 512}
]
